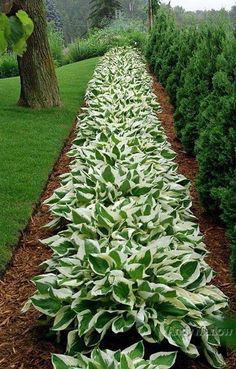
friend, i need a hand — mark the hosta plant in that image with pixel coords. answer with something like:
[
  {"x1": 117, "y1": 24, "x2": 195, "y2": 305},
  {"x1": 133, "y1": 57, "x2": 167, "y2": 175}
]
[
  {"x1": 52, "y1": 341, "x2": 177, "y2": 369},
  {"x1": 25, "y1": 48, "x2": 228, "y2": 369}
]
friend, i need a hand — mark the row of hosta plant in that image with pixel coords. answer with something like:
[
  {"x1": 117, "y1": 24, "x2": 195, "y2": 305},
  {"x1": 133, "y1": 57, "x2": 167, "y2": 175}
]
[{"x1": 25, "y1": 48, "x2": 228, "y2": 369}]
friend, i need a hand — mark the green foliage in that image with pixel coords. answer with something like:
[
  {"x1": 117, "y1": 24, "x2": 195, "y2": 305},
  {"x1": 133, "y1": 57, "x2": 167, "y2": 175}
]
[
  {"x1": 52, "y1": 0, "x2": 91, "y2": 44},
  {"x1": 65, "y1": 22, "x2": 147, "y2": 64},
  {"x1": 0, "y1": 21, "x2": 65, "y2": 79},
  {"x1": 48, "y1": 22, "x2": 65, "y2": 67},
  {"x1": 0, "y1": 57, "x2": 99, "y2": 273},
  {"x1": 26, "y1": 48, "x2": 228, "y2": 369},
  {"x1": 165, "y1": 26, "x2": 199, "y2": 106},
  {"x1": 146, "y1": 8, "x2": 200, "y2": 107},
  {"x1": 174, "y1": 21, "x2": 228, "y2": 154},
  {"x1": 52, "y1": 341, "x2": 177, "y2": 369},
  {"x1": 220, "y1": 177, "x2": 236, "y2": 279},
  {"x1": 0, "y1": 52, "x2": 18, "y2": 78},
  {"x1": 147, "y1": 8, "x2": 236, "y2": 280},
  {"x1": 213, "y1": 317, "x2": 236, "y2": 349},
  {"x1": 89, "y1": 0, "x2": 121, "y2": 29},
  {"x1": 195, "y1": 34, "x2": 236, "y2": 275},
  {"x1": 171, "y1": 5, "x2": 235, "y2": 27},
  {"x1": 146, "y1": 8, "x2": 174, "y2": 72},
  {"x1": 44, "y1": 0, "x2": 63, "y2": 32},
  {"x1": 0, "y1": 10, "x2": 34, "y2": 55}
]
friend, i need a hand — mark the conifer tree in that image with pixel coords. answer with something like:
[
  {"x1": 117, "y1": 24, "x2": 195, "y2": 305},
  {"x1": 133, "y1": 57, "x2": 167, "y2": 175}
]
[
  {"x1": 174, "y1": 21, "x2": 227, "y2": 154},
  {"x1": 44, "y1": 0, "x2": 62, "y2": 32},
  {"x1": 89, "y1": 0, "x2": 121, "y2": 28},
  {"x1": 196, "y1": 33, "x2": 236, "y2": 213}
]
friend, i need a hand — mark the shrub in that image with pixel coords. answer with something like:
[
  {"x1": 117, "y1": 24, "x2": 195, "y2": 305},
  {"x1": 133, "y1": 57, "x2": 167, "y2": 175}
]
[
  {"x1": 153, "y1": 13, "x2": 178, "y2": 85},
  {"x1": 147, "y1": 8, "x2": 236, "y2": 281},
  {"x1": 48, "y1": 22, "x2": 65, "y2": 67},
  {"x1": 0, "y1": 53, "x2": 18, "y2": 78},
  {"x1": 65, "y1": 36, "x2": 109, "y2": 64},
  {"x1": 196, "y1": 33, "x2": 236, "y2": 276},
  {"x1": 174, "y1": 21, "x2": 228, "y2": 154},
  {"x1": 220, "y1": 177, "x2": 236, "y2": 279},
  {"x1": 196, "y1": 34, "x2": 236, "y2": 214},
  {"x1": 165, "y1": 26, "x2": 200, "y2": 106},
  {"x1": 65, "y1": 19, "x2": 147, "y2": 64},
  {"x1": 146, "y1": 8, "x2": 175, "y2": 75}
]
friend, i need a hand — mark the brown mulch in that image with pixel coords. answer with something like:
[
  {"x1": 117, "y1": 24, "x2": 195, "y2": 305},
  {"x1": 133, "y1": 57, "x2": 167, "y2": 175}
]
[{"x1": 0, "y1": 79, "x2": 235, "y2": 369}]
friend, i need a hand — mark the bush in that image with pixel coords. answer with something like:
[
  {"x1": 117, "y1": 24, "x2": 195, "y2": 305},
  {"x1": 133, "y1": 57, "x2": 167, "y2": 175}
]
[
  {"x1": 196, "y1": 34, "x2": 236, "y2": 275},
  {"x1": 65, "y1": 19, "x2": 147, "y2": 64},
  {"x1": 165, "y1": 26, "x2": 200, "y2": 106},
  {"x1": 48, "y1": 22, "x2": 65, "y2": 67},
  {"x1": 220, "y1": 177, "x2": 236, "y2": 279},
  {"x1": 0, "y1": 53, "x2": 18, "y2": 78},
  {"x1": 196, "y1": 34, "x2": 236, "y2": 212},
  {"x1": 146, "y1": 8, "x2": 175, "y2": 75},
  {"x1": 174, "y1": 21, "x2": 228, "y2": 154},
  {"x1": 147, "y1": 8, "x2": 236, "y2": 280},
  {"x1": 65, "y1": 37, "x2": 109, "y2": 64}
]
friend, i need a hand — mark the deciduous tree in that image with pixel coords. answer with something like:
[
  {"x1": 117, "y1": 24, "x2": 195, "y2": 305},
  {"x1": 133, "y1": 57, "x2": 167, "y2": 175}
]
[{"x1": 2, "y1": 0, "x2": 61, "y2": 108}]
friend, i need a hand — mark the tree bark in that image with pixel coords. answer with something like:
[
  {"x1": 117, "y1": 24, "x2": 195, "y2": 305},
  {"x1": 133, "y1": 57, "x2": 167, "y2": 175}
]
[
  {"x1": 148, "y1": 0, "x2": 153, "y2": 30},
  {"x1": 13, "y1": 0, "x2": 61, "y2": 108}
]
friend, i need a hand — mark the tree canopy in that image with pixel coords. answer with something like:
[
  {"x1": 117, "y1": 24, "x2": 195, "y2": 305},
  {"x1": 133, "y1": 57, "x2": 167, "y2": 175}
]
[{"x1": 89, "y1": 0, "x2": 121, "y2": 28}]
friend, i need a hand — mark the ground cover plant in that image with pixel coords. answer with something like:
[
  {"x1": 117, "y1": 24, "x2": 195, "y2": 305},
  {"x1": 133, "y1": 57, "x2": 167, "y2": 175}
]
[
  {"x1": 25, "y1": 48, "x2": 228, "y2": 369},
  {"x1": 146, "y1": 7, "x2": 236, "y2": 278},
  {"x1": 0, "y1": 57, "x2": 98, "y2": 273}
]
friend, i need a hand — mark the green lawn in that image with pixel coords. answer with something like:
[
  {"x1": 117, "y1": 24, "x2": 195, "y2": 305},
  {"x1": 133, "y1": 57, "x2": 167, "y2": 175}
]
[{"x1": 0, "y1": 57, "x2": 99, "y2": 273}]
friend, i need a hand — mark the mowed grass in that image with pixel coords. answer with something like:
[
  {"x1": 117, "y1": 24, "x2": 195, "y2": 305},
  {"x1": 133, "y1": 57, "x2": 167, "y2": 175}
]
[{"x1": 0, "y1": 57, "x2": 99, "y2": 273}]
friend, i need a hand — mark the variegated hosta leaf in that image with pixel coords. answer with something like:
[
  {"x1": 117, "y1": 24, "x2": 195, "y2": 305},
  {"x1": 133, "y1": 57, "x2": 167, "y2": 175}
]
[
  {"x1": 27, "y1": 47, "x2": 228, "y2": 369},
  {"x1": 52, "y1": 341, "x2": 177, "y2": 369}
]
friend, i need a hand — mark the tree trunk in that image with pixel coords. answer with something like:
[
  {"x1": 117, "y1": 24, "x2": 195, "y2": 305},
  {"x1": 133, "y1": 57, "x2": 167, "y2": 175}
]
[
  {"x1": 14, "y1": 0, "x2": 61, "y2": 108},
  {"x1": 148, "y1": 0, "x2": 153, "y2": 30}
]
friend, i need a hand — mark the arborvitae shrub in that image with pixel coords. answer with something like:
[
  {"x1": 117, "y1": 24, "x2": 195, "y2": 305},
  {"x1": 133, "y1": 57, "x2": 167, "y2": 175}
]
[
  {"x1": 196, "y1": 34, "x2": 236, "y2": 213},
  {"x1": 155, "y1": 14, "x2": 178, "y2": 85},
  {"x1": 196, "y1": 33, "x2": 236, "y2": 275},
  {"x1": 165, "y1": 27, "x2": 199, "y2": 106},
  {"x1": 147, "y1": 8, "x2": 236, "y2": 279},
  {"x1": 220, "y1": 176, "x2": 236, "y2": 279},
  {"x1": 174, "y1": 21, "x2": 228, "y2": 154},
  {"x1": 146, "y1": 8, "x2": 175, "y2": 76}
]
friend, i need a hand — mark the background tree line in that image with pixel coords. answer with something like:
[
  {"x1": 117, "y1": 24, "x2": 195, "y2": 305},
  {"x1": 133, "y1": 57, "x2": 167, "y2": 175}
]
[{"x1": 45, "y1": 0, "x2": 236, "y2": 44}]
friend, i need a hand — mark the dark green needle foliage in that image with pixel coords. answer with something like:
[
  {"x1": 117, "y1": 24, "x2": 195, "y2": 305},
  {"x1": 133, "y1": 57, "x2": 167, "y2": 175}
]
[
  {"x1": 174, "y1": 21, "x2": 228, "y2": 154},
  {"x1": 146, "y1": 7, "x2": 175, "y2": 76},
  {"x1": 44, "y1": 0, "x2": 63, "y2": 32},
  {"x1": 220, "y1": 177, "x2": 236, "y2": 279},
  {"x1": 147, "y1": 7, "x2": 236, "y2": 279},
  {"x1": 165, "y1": 26, "x2": 200, "y2": 106},
  {"x1": 89, "y1": 0, "x2": 121, "y2": 29},
  {"x1": 196, "y1": 33, "x2": 236, "y2": 213},
  {"x1": 196, "y1": 34, "x2": 236, "y2": 275}
]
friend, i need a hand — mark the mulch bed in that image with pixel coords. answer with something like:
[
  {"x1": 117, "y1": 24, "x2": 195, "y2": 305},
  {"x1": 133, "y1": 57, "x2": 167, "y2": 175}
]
[{"x1": 0, "y1": 79, "x2": 235, "y2": 369}]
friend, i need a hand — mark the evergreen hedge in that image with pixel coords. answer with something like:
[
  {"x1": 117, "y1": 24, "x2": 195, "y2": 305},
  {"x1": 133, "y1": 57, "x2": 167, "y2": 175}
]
[{"x1": 146, "y1": 8, "x2": 236, "y2": 277}]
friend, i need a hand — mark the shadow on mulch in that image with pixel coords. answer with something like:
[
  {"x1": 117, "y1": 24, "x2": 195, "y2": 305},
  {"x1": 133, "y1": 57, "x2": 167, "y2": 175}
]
[{"x1": 0, "y1": 78, "x2": 235, "y2": 369}]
